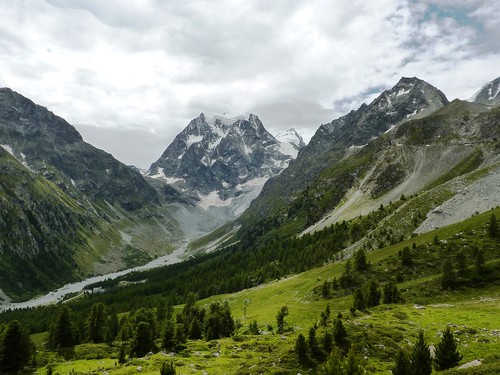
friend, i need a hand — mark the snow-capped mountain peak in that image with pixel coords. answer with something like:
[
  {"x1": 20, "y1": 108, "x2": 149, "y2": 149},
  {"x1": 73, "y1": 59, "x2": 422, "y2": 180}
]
[
  {"x1": 275, "y1": 128, "x2": 306, "y2": 158},
  {"x1": 469, "y1": 77, "x2": 500, "y2": 105},
  {"x1": 147, "y1": 113, "x2": 304, "y2": 218}
]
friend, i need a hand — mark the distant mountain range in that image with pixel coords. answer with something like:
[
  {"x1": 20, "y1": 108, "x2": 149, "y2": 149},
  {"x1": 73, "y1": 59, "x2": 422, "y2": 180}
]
[{"x1": 0, "y1": 75, "x2": 498, "y2": 301}]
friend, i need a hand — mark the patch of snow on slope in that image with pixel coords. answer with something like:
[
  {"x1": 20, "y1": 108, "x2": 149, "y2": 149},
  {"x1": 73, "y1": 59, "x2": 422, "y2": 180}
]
[
  {"x1": 1, "y1": 144, "x2": 14, "y2": 156},
  {"x1": 1, "y1": 145, "x2": 34, "y2": 172},
  {"x1": 198, "y1": 191, "x2": 233, "y2": 211},
  {"x1": 204, "y1": 112, "x2": 248, "y2": 126},
  {"x1": 185, "y1": 135, "x2": 203, "y2": 148}
]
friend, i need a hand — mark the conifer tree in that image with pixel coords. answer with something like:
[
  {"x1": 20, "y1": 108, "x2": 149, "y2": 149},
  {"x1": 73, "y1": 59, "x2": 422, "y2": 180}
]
[
  {"x1": 489, "y1": 213, "x2": 498, "y2": 239},
  {"x1": 344, "y1": 347, "x2": 364, "y2": 375},
  {"x1": 383, "y1": 282, "x2": 401, "y2": 304},
  {"x1": 86, "y1": 302, "x2": 107, "y2": 343},
  {"x1": 130, "y1": 322, "x2": 154, "y2": 357},
  {"x1": 410, "y1": 330, "x2": 432, "y2": 375},
  {"x1": 276, "y1": 306, "x2": 289, "y2": 334},
  {"x1": 320, "y1": 347, "x2": 343, "y2": 374},
  {"x1": 352, "y1": 288, "x2": 365, "y2": 311},
  {"x1": 340, "y1": 259, "x2": 355, "y2": 288},
  {"x1": 1, "y1": 320, "x2": 33, "y2": 373},
  {"x1": 51, "y1": 305, "x2": 76, "y2": 348},
  {"x1": 295, "y1": 333, "x2": 309, "y2": 364},
  {"x1": 434, "y1": 327, "x2": 462, "y2": 371},
  {"x1": 441, "y1": 259, "x2": 457, "y2": 289},
  {"x1": 354, "y1": 249, "x2": 368, "y2": 272},
  {"x1": 322, "y1": 331, "x2": 334, "y2": 354},
  {"x1": 392, "y1": 349, "x2": 411, "y2": 375},
  {"x1": 333, "y1": 318, "x2": 348, "y2": 348},
  {"x1": 188, "y1": 317, "x2": 203, "y2": 340},
  {"x1": 401, "y1": 246, "x2": 413, "y2": 266},
  {"x1": 366, "y1": 280, "x2": 381, "y2": 307},
  {"x1": 160, "y1": 360, "x2": 176, "y2": 375},
  {"x1": 162, "y1": 319, "x2": 176, "y2": 351}
]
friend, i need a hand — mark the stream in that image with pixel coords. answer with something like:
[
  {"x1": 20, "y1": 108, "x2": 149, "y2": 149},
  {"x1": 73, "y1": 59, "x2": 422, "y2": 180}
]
[{"x1": 0, "y1": 243, "x2": 190, "y2": 312}]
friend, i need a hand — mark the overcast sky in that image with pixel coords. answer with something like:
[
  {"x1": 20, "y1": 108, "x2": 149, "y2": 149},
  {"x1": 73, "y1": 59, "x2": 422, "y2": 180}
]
[{"x1": 1, "y1": 0, "x2": 499, "y2": 168}]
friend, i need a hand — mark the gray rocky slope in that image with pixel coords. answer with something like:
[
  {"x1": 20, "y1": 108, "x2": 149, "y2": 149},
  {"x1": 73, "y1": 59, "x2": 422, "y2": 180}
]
[{"x1": 240, "y1": 77, "x2": 450, "y2": 223}]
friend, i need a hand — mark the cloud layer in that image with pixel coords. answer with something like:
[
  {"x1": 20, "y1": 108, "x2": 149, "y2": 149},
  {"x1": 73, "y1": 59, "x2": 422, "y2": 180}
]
[{"x1": 1, "y1": 0, "x2": 499, "y2": 167}]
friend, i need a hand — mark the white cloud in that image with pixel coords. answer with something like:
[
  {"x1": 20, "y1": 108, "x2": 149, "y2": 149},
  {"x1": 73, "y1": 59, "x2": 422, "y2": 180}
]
[{"x1": 0, "y1": 0, "x2": 498, "y2": 167}]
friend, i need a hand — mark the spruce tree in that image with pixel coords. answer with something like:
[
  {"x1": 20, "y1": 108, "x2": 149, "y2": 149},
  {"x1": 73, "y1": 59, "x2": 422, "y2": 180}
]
[
  {"x1": 321, "y1": 347, "x2": 343, "y2": 374},
  {"x1": 295, "y1": 333, "x2": 309, "y2": 364},
  {"x1": 340, "y1": 260, "x2": 354, "y2": 288},
  {"x1": 86, "y1": 302, "x2": 107, "y2": 343},
  {"x1": 52, "y1": 305, "x2": 76, "y2": 348},
  {"x1": 352, "y1": 288, "x2": 365, "y2": 311},
  {"x1": 392, "y1": 349, "x2": 410, "y2": 375},
  {"x1": 401, "y1": 246, "x2": 413, "y2": 266},
  {"x1": 130, "y1": 322, "x2": 154, "y2": 357},
  {"x1": 354, "y1": 249, "x2": 368, "y2": 272},
  {"x1": 162, "y1": 319, "x2": 176, "y2": 351},
  {"x1": 434, "y1": 327, "x2": 462, "y2": 371},
  {"x1": 441, "y1": 259, "x2": 457, "y2": 289},
  {"x1": 333, "y1": 318, "x2": 348, "y2": 348},
  {"x1": 410, "y1": 330, "x2": 432, "y2": 375},
  {"x1": 276, "y1": 306, "x2": 289, "y2": 334},
  {"x1": 160, "y1": 360, "x2": 176, "y2": 375},
  {"x1": 1, "y1": 320, "x2": 33, "y2": 373},
  {"x1": 343, "y1": 347, "x2": 364, "y2": 375},
  {"x1": 489, "y1": 213, "x2": 498, "y2": 239}
]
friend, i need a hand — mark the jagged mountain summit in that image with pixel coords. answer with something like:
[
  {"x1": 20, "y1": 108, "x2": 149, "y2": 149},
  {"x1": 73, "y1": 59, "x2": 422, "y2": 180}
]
[
  {"x1": 147, "y1": 113, "x2": 304, "y2": 216},
  {"x1": 469, "y1": 76, "x2": 500, "y2": 105},
  {"x1": 241, "y1": 77, "x2": 449, "y2": 221}
]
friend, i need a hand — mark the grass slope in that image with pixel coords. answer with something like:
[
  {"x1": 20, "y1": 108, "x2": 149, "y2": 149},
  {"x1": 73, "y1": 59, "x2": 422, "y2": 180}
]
[{"x1": 29, "y1": 207, "x2": 500, "y2": 374}]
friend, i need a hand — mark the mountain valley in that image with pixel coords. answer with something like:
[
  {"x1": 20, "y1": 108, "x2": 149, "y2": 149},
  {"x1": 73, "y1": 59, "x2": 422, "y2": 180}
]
[{"x1": 0, "y1": 76, "x2": 499, "y2": 374}]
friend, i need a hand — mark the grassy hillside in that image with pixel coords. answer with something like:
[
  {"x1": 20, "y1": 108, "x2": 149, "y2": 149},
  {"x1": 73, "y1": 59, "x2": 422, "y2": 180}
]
[{"x1": 2, "y1": 205, "x2": 498, "y2": 374}]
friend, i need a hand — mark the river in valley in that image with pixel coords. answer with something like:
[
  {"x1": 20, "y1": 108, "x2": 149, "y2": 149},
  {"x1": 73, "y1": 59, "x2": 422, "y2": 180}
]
[{"x1": 0, "y1": 243, "x2": 190, "y2": 312}]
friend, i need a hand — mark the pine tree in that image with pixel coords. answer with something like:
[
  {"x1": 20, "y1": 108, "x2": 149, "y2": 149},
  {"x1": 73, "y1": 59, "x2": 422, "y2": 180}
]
[
  {"x1": 118, "y1": 345, "x2": 127, "y2": 364},
  {"x1": 276, "y1": 306, "x2": 289, "y2": 334},
  {"x1": 383, "y1": 282, "x2": 401, "y2": 304},
  {"x1": 130, "y1": 322, "x2": 154, "y2": 357},
  {"x1": 295, "y1": 333, "x2": 309, "y2": 364},
  {"x1": 162, "y1": 319, "x2": 176, "y2": 351},
  {"x1": 410, "y1": 330, "x2": 432, "y2": 375},
  {"x1": 160, "y1": 360, "x2": 176, "y2": 375},
  {"x1": 188, "y1": 317, "x2": 203, "y2": 340},
  {"x1": 354, "y1": 249, "x2": 368, "y2": 272},
  {"x1": 86, "y1": 302, "x2": 107, "y2": 343},
  {"x1": 322, "y1": 331, "x2": 334, "y2": 354},
  {"x1": 456, "y1": 251, "x2": 467, "y2": 276},
  {"x1": 320, "y1": 347, "x2": 343, "y2": 374},
  {"x1": 1, "y1": 320, "x2": 33, "y2": 372},
  {"x1": 366, "y1": 280, "x2": 381, "y2": 307},
  {"x1": 434, "y1": 327, "x2": 462, "y2": 371},
  {"x1": 392, "y1": 349, "x2": 411, "y2": 375},
  {"x1": 344, "y1": 347, "x2": 364, "y2": 375},
  {"x1": 333, "y1": 318, "x2": 348, "y2": 348},
  {"x1": 489, "y1": 213, "x2": 498, "y2": 239},
  {"x1": 352, "y1": 288, "x2": 365, "y2": 311},
  {"x1": 51, "y1": 305, "x2": 76, "y2": 348},
  {"x1": 401, "y1": 246, "x2": 413, "y2": 266},
  {"x1": 441, "y1": 259, "x2": 457, "y2": 289},
  {"x1": 340, "y1": 260, "x2": 354, "y2": 288}
]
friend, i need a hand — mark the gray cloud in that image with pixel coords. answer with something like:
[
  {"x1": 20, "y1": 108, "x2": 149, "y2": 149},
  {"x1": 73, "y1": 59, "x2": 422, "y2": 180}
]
[{"x1": 0, "y1": 0, "x2": 498, "y2": 167}]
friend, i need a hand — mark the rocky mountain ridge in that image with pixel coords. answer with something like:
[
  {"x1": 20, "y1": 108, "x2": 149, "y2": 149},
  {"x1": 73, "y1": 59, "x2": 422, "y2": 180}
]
[{"x1": 147, "y1": 113, "x2": 304, "y2": 217}]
